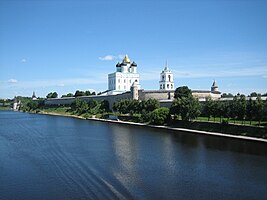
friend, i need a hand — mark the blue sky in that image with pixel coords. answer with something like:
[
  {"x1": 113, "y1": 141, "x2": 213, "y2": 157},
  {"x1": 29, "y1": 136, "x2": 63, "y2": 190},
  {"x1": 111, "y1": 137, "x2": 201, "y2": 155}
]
[{"x1": 0, "y1": 0, "x2": 267, "y2": 98}]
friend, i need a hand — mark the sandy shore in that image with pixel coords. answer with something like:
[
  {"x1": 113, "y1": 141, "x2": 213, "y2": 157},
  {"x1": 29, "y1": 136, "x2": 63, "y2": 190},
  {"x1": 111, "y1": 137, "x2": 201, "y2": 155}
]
[{"x1": 37, "y1": 111, "x2": 267, "y2": 143}]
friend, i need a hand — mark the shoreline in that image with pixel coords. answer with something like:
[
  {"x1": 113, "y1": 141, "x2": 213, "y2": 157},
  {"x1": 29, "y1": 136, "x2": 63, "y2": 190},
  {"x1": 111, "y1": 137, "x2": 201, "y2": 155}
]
[{"x1": 35, "y1": 111, "x2": 267, "y2": 143}]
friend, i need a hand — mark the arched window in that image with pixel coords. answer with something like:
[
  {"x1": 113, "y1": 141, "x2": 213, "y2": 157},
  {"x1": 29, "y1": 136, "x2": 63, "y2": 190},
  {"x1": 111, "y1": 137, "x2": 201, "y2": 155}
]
[
  {"x1": 162, "y1": 75, "x2": 164, "y2": 81},
  {"x1": 160, "y1": 85, "x2": 162, "y2": 89},
  {"x1": 171, "y1": 84, "x2": 173, "y2": 89},
  {"x1": 167, "y1": 84, "x2": 169, "y2": 89},
  {"x1": 168, "y1": 75, "x2": 171, "y2": 82}
]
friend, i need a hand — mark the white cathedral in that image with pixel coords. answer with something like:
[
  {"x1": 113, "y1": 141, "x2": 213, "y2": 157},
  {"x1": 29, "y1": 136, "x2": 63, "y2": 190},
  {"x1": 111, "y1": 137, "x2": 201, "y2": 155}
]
[{"x1": 108, "y1": 55, "x2": 140, "y2": 94}]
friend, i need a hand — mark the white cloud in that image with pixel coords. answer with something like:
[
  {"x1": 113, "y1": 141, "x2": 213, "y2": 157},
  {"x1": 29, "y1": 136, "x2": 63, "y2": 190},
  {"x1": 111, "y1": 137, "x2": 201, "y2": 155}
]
[
  {"x1": 57, "y1": 83, "x2": 65, "y2": 87},
  {"x1": 99, "y1": 54, "x2": 126, "y2": 61},
  {"x1": 21, "y1": 58, "x2": 27, "y2": 63},
  {"x1": 99, "y1": 55, "x2": 115, "y2": 61},
  {"x1": 8, "y1": 79, "x2": 18, "y2": 83}
]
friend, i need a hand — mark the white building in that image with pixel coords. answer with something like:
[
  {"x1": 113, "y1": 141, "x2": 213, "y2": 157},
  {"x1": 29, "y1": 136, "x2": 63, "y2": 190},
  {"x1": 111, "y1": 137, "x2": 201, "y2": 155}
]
[
  {"x1": 108, "y1": 55, "x2": 140, "y2": 94},
  {"x1": 159, "y1": 62, "x2": 174, "y2": 90}
]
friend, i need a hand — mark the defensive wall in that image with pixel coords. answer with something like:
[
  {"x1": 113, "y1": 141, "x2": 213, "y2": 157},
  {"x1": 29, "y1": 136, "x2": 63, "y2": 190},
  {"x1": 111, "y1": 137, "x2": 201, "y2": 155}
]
[{"x1": 44, "y1": 88, "x2": 222, "y2": 110}]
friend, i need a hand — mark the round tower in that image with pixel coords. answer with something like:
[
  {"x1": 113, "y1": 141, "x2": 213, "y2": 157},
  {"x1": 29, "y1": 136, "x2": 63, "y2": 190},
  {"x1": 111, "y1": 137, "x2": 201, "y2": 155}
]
[{"x1": 131, "y1": 80, "x2": 139, "y2": 100}]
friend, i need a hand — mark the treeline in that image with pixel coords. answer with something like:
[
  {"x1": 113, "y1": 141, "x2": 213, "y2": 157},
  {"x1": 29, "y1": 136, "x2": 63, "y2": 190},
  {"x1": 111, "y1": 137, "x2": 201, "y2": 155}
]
[
  {"x1": 46, "y1": 90, "x2": 96, "y2": 99},
  {"x1": 70, "y1": 99, "x2": 110, "y2": 116},
  {"x1": 112, "y1": 86, "x2": 267, "y2": 126},
  {"x1": 203, "y1": 95, "x2": 265, "y2": 125},
  {"x1": 113, "y1": 99, "x2": 170, "y2": 124},
  {"x1": 112, "y1": 87, "x2": 201, "y2": 125},
  {"x1": 21, "y1": 98, "x2": 110, "y2": 118}
]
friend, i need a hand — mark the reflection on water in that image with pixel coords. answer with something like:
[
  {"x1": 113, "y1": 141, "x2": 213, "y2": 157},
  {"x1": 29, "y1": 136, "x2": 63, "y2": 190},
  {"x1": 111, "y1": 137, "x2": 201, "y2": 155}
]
[{"x1": 0, "y1": 111, "x2": 267, "y2": 200}]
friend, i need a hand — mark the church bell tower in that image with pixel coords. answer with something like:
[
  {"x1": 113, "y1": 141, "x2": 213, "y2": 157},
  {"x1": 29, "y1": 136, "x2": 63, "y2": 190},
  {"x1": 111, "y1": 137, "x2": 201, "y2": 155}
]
[{"x1": 159, "y1": 61, "x2": 174, "y2": 90}]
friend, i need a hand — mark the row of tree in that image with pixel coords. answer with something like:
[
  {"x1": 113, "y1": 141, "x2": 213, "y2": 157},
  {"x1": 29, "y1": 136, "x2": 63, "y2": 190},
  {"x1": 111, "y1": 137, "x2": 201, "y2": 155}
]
[
  {"x1": 112, "y1": 86, "x2": 266, "y2": 125},
  {"x1": 70, "y1": 99, "x2": 110, "y2": 116},
  {"x1": 203, "y1": 95, "x2": 265, "y2": 124},
  {"x1": 46, "y1": 90, "x2": 96, "y2": 99}
]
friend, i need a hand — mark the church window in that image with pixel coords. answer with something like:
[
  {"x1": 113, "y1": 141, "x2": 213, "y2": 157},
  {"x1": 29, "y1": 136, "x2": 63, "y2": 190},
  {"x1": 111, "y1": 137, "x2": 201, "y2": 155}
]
[
  {"x1": 160, "y1": 85, "x2": 162, "y2": 89},
  {"x1": 167, "y1": 84, "x2": 169, "y2": 89},
  {"x1": 124, "y1": 79, "x2": 126, "y2": 83},
  {"x1": 162, "y1": 75, "x2": 164, "y2": 81},
  {"x1": 130, "y1": 80, "x2": 131, "y2": 83},
  {"x1": 163, "y1": 84, "x2": 165, "y2": 89},
  {"x1": 168, "y1": 75, "x2": 171, "y2": 82},
  {"x1": 171, "y1": 84, "x2": 173, "y2": 89},
  {"x1": 118, "y1": 79, "x2": 120, "y2": 83},
  {"x1": 118, "y1": 86, "x2": 120, "y2": 90}
]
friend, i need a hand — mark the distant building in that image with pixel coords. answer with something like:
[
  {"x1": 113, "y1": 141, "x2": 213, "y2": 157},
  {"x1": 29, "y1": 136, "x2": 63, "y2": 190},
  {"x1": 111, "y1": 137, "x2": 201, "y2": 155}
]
[
  {"x1": 32, "y1": 91, "x2": 37, "y2": 100},
  {"x1": 108, "y1": 55, "x2": 140, "y2": 94},
  {"x1": 159, "y1": 62, "x2": 174, "y2": 90}
]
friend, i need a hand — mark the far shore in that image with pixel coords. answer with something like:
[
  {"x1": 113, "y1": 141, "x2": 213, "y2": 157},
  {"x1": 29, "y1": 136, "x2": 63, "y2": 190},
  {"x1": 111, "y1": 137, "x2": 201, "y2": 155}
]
[{"x1": 36, "y1": 111, "x2": 267, "y2": 143}]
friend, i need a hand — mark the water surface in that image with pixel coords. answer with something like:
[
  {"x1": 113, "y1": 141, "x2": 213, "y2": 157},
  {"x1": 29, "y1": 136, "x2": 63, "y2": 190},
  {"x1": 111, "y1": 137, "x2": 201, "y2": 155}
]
[{"x1": 0, "y1": 111, "x2": 267, "y2": 199}]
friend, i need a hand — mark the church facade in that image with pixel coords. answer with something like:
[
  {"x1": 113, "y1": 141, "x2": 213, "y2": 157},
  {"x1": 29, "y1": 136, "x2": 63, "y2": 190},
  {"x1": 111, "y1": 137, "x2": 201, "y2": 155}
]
[{"x1": 108, "y1": 55, "x2": 140, "y2": 94}]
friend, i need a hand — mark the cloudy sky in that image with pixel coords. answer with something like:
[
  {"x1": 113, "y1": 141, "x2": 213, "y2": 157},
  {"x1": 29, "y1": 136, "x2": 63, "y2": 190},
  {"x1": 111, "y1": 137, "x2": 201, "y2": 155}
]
[{"x1": 0, "y1": 0, "x2": 267, "y2": 98}]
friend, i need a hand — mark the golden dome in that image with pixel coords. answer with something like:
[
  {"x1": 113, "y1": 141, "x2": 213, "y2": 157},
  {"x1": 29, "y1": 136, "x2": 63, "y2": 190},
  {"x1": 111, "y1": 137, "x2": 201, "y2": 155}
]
[{"x1": 123, "y1": 54, "x2": 131, "y2": 63}]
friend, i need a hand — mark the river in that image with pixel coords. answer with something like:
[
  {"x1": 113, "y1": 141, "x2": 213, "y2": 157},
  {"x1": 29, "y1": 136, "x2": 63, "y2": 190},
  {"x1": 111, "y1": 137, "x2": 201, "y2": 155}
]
[{"x1": 0, "y1": 111, "x2": 267, "y2": 200}]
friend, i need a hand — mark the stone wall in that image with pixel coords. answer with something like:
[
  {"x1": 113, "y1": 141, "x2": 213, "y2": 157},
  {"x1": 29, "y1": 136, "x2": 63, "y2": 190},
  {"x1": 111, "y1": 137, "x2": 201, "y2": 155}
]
[
  {"x1": 139, "y1": 90, "x2": 175, "y2": 101},
  {"x1": 44, "y1": 88, "x2": 222, "y2": 109},
  {"x1": 44, "y1": 92, "x2": 132, "y2": 109}
]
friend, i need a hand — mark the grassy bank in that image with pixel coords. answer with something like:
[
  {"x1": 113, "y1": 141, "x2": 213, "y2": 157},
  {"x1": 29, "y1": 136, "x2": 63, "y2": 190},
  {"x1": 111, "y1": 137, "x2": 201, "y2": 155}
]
[
  {"x1": 0, "y1": 106, "x2": 11, "y2": 110},
  {"x1": 169, "y1": 120, "x2": 267, "y2": 139}
]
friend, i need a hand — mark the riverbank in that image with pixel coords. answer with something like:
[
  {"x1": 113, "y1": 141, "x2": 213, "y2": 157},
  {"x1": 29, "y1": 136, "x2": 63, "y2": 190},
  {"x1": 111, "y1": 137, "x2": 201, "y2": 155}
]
[{"x1": 34, "y1": 111, "x2": 267, "y2": 143}]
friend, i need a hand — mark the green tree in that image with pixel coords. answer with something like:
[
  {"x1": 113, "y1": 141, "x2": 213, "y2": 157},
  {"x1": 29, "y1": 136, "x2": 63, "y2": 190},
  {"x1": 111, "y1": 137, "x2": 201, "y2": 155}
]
[
  {"x1": 171, "y1": 86, "x2": 200, "y2": 121},
  {"x1": 143, "y1": 99, "x2": 160, "y2": 112},
  {"x1": 71, "y1": 98, "x2": 88, "y2": 114},
  {"x1": 74, "y1": 90, "x2": 85, "y2": 97},
  {"x1": 247, "y1": 98, "x2": 254, "y2": 125},
  {"x1": 46, "y1": 92, "x2": 58, "y2": 98},
  {"x1": 26, "y1": 100, "x2": 38, "y2": 111},
  {"x1": 236, "y1": 95, "x2": 247, "y2": 124},
  {"x1": 88, "y1": 100, "x2": 98, "y2": 109},
  {"x1": 150, "y1": 107, "x2": 170, "y2": 125},
  {"x1": 100, "y1": 100, "x2": 110, "y2": 113},
  {"x1": 171, "y1": 96, "x2": 200, "y2": 121},
  {"x1": 85, "y1": 91, "x2": 91, "y2": 96},
  {"x1": 253, "y1": 96, "x2": 264, "y2": 125},
  {"x1": 174, "y1": 86, "x2": 192, "y2": 99},
  {"x1": 203, "y1": 96, "x2": 213, "y2": 121},
  {"x1": 221, "y1": 93, "x2": 234, "y2": 98}
]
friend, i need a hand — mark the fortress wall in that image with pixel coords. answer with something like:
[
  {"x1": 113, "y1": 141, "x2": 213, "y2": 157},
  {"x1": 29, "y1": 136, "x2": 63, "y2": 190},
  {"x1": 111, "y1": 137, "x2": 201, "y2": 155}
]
[
  {"x1": 138, "y1": 90, "x2": 175, "y2": 101},
  {"x1": 159, "y1": 100, "x2": 173, "y2": 108},
  {"x1": 44, "y1": 92, "x2": 132, "y2": 109},
  {"x1": 44, "y1": 97, "x2": 76, "y2": 105}
]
